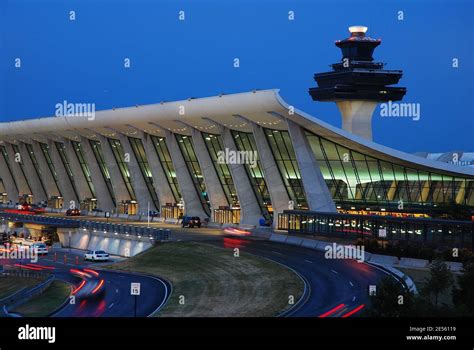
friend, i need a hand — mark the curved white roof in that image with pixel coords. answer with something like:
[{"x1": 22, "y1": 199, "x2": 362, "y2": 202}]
[{"x1": 0, "y1": 89, "x2": 473, "y2": 178}]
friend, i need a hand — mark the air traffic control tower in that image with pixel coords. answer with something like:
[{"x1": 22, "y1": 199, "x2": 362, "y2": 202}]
[{"x1": 309, "y1": 26, "x2": 406, "y2": 140}]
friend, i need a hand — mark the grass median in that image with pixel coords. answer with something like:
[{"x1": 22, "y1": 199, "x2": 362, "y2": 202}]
[
  {"x1": 108, "y1": 241, "x2": 304, "y2": 317},
  {"x1": 12, "y1": 280, "x2": 71, "y2": 317},
  {"x1": 0, "y1": 276, "x2": 40, "y2": 300}
]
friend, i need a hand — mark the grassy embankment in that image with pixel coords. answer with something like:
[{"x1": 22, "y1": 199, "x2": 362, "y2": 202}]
[{"x1": 109, "y1": 241, "x2": 304, "y2": 317}]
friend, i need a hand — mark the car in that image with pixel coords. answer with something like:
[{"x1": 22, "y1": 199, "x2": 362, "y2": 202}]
[
  {"x1": 148, "y1": 210, "x2": 159, "y2": 217},
  {"x1": 181, "y1": 216, "x2": 201, "y2": 228},
  {"x1": 70, "y1": 268, "x2": 105, "y2": 299},
  {"x1": 32, "y1": 242, "x2": 48, "y2": 255},
  {"x1": 66, "y1": 208, "x2": 81, "y2": 216},
  {"x1": 84, "y1": 250, "x2": 109, "y2": 262}
]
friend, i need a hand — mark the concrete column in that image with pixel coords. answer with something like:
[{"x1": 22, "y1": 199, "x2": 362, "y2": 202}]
[
  {"x1": 47, "y1": 139, "x2": 78, "y2": 207},
  {"x1": 165, "y1": 131, "x2": 208, "y2": 218},
  {"x1": 116, "y1": 134, "x2": 157, "y2": 213},
  {"x1": 219, "y1": 127, "x2": 262, "y2": 226},
  {"x1": 5, "y1": 143, "x2": 31, "y2": 197},
  {"x1": 142, "y1": 132, "x2": 175, "y2": 205},
  {"x1": 80, "y1": 137, "x2": 116, "y2": 211},
  {"x1": 191, "y1": 128, "x2": 228, "y2": 216},
  {"x1": 62, "y1": 139, "x2": 94, "y2": 200},
  {"x1": 336, "y1": 100, "x2": 377, "y2": 141},
  {"x1": 97, "y1": 134, "x2": 132, "y2": 203},
  {"x1": 286, "y1": 119, "x2": 337, "y2": 212},
  {"x1": 32, "y1": 140, "x2": 61, "y2": 198},
  {"x1": 251, "y1": 123, "x2": 290, "y2": 226},
  {"x1": 0, "y1": 151, "x2": 18, "y2": 203},
  {"x1": 18, "y1": 142, "x2": 47, "y2": 203}
]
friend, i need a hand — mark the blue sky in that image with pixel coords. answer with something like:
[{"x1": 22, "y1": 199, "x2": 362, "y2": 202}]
[{"x1": 1, "y1": 0, "x2": 473, "y2": 153}]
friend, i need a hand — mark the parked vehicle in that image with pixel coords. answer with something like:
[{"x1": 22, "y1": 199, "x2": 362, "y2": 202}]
[
  {"x1": 148, "y1": 210, "x2": 159, "y2": 217},
  {"x1": 181, "y1": 216, "x2": 201, "y2": 228},
  {"x1": 66, "y1": 209, "x2": 81, "y2": 216},
  {"x1": 32, "y1": 242, "x2": 48, "y2": 255},
  {"x1": 83, "y1": 250, "x2": 109, "y2": 262}
]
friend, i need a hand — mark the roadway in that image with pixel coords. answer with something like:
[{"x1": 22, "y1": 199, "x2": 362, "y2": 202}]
[
  {"x1": 5, "y1": 249, "x2": 170, "y2": 317},
  {"x1": 212, "y1": 237, "x2": 389, "y2": 317},
  {"x1": 4, "y1": 212, "x2": 397, "y2": 317}
]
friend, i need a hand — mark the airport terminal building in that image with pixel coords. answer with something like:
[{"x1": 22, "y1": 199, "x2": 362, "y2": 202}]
[{"x1": 0, "y1": 27, "x2": 473, "y2": 241}]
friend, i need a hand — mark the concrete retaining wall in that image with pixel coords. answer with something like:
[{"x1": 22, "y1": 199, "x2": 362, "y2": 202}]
[{"x1": 57, "y1": 229, "x2": 154, "y2": 257}]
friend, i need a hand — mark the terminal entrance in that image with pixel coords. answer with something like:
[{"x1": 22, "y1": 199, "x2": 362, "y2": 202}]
[
  {"x1": 161, "y1": 203, "x2": 183, "y2": 219},
  {"x1": 19, "y1": 194, "x2": 33, "y2": 205},
  {"x1": 213, "y1": 207, "x2": 241, "y2": 224},
  {"x1": 119, "y1": 200, "x2": 138, "y2": 215},
  {"x1": 47, "y1": 196, "x2": 64, "y2": 209},
  {"x1": 80, "y1": 198, "x2": 98, "y2": 211}
]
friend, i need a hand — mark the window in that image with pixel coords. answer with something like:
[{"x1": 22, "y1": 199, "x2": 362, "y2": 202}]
[
  {"x1": 55, "y1": 142, "x2": 80, "y2": 201},
  {"x1": 305, "y1": 130, "x2": 473, "y2": 209},
  {"x1": 12, "y1": 144, "x2": 32, "y2": 195},
  {"x1": 150, "y1": 135, "x2": 181, "y2": 202},
  {"x1": 71, "y1": 141, "x2": 96, "y2": 198},
  {"x1": 128, "y1": 137, "x2": 160, "y2": 210},
  {"x1": 175, "y1": 134, "x2": 210, "y2": 216},
  {"x1": 202, "y1": 133, "x2": 238, "y2": 207},
  {"x1": 39, "y1": 143, "x2": 61, "y2": 196},
  {"x1": 89, "y1": 140, "x2": 116, "y2": 206},
  {"x1": 25, "y1": 143, "x2": 47, "y2": 197},
  {"x1": 265, "y1": 129, "x2": 307, "y2": 209},
  {"x1": 108, "y1": 138, "x2": 136, "y2": 200},
  {"x1": 231, "y1": 131, "x2": 272, "y2": 219}
]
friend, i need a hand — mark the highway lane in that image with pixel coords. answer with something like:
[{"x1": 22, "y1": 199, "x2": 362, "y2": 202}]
[
  {"x1": 7, "y1": 252, "x2": 170, "y2": 317},
  {"x1": 212, "y1": 236, "x2": 392, "y2": 317},
  {"x1": 3, "y1": 212, "x2": 397, "y2": 317},
  {"x1": 52, "y1": 269, "x2": 169, "y2": 317}
]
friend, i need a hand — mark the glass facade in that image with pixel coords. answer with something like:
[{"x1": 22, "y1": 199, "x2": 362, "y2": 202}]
[
  {"x1": 175, "y1": 134, "x2": 210, "y2": 216},
  {"x1": 25, "y1": 143, "x2": 48, "y2": 197},
  {"x1": 264, "y1": 129, "x2": 308, "y2": 209},
  {"x1": 202, "y1": 133, "x2": 239, "y2": 207},
  {"x1": 0, "y1": 145, "x2": 18, "y2": 192},
  {"x1": 280, "y1": 211, "x2": 473, "y2": 250},
  {"x1": 150, "y1": 135, "x2": 181, "y2": 203},
  {"x1": 305, "y1": 131, "x2": 474, "y2": 209},
  {"x1": 11, "y1": 144, "x2": 32, "y2": 195},
  {"x1": 128, "y1": 137, "x2": 160, "y2": 210},
  {"x1": 89, "y1": 140, "x2": 116, "y2": 207},
  {"x1": 108, "y1": 138, "x2": 136, "y2": 200},
  {"x1": 71, "y1": 141, "x2": 96, "y2": 198},
  {"x1": 55, "y1": 142, "x2": 80, "y2": 202},
  {"x1": 231, "y1": 131, "x2": 272, "y2": 219},
  {"x1": 39, "y1": 142, "x2": 61, "y2": 196}
]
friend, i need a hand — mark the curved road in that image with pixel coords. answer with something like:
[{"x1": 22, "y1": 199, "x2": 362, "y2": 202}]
[
  {"x1": 214, "y1": 236, "x2": 394, "y2": 317},
  {"x1": 7, "y1": 251, "x2": 170, "y2": 317},
  {"x1": 52, "y1": 269, "x2": 170, "y2": 317},
  {"x1": 7, "y1": 224, "x2": 396, "y2": 317}
]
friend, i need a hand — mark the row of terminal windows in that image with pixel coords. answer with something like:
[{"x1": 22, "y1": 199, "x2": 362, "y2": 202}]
[
  {"x1": 305, "y1": 131, "x2": 474, "y2": 207},
  {"x1": 1, "y1": 129, "x2": 472, "y2": 216}
]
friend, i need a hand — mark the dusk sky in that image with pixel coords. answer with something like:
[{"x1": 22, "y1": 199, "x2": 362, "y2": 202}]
[{"x1": 1, "y1": 0, "x2": 473, "y2": 153}]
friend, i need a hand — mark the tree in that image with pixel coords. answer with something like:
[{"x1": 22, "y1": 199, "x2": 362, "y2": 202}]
[
  {"x1": 367, "y1": 276, "x2": 415, "y2": 317},
  {"x1": 422, "y1": 258, "x2": 453, "y2": 308},
  {"x1": 452, "y1": 263, "x2": 474, "y2": 316}
]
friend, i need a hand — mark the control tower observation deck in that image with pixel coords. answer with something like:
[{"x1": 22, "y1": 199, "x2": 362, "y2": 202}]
[{"x1": 309, "y1": 26, "x2": 406, "y2": 140}]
